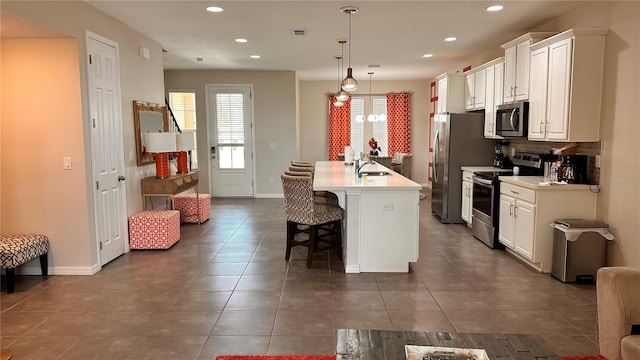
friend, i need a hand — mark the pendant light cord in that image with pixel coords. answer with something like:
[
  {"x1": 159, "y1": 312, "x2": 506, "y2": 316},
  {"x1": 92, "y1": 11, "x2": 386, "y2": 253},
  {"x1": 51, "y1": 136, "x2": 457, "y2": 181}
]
[{"x1": 348, "y1": 12, "x2": 352, "y2": 68}]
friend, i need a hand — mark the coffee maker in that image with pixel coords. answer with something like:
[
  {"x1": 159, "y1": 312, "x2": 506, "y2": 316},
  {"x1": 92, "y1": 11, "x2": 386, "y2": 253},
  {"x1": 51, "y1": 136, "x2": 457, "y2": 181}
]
[
  {"x1": 493, "y1": 142, "x2": 513, "y2": 169},
  {"x1": 541, "y1": 154, "x2": 589, "y2": 184}
]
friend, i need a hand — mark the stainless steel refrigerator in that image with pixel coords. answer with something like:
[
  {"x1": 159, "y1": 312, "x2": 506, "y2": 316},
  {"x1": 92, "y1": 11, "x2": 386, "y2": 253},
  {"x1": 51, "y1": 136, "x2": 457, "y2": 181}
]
[{"x1": 431, "y1": 112, "x2": 495, "y2": 223}]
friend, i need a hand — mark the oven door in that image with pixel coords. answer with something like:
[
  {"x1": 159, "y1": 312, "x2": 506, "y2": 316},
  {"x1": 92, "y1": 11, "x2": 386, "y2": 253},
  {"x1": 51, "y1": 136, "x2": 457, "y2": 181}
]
[{"x1": 472, "y1": 176, "x2": 494, "y2": 225}]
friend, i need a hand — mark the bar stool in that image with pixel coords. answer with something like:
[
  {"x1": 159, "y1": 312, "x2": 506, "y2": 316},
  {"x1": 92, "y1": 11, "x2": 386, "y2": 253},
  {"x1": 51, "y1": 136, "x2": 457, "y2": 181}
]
[{"x1": 281, "y1": 174, "x2": 343, "y2": 267}]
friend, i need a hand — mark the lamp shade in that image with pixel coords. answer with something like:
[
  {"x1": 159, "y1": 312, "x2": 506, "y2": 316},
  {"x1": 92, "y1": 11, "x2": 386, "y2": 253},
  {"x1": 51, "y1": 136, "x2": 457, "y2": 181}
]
[
  {"x1": 176, "y1": 132, "x2": 196, "y2": 151},
  {"x1": 145, "y1": 132, "x2": 176, "y2": 153}
]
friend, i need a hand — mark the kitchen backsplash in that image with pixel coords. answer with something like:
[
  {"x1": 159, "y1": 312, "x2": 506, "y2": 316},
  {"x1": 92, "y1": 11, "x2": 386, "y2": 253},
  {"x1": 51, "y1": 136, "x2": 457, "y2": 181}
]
[{"x1": 505, "y1": 139, "x2": 601, "y2": 184}]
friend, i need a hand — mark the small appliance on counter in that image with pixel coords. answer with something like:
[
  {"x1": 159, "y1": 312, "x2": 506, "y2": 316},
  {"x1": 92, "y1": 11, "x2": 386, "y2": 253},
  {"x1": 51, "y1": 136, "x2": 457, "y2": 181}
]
[
  {"x1": 492, "y1": 142, "x2": 513, "y2": 169},
  {"x1": 540, "y1": 154, "x2": 589, "y2": 184}
]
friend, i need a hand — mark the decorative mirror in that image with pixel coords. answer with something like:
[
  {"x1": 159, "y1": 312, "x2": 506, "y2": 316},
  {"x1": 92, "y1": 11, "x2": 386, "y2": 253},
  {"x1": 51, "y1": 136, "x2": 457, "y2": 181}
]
[{"x1": 133, "y1": 100, "x2": 169, "y2": 166}]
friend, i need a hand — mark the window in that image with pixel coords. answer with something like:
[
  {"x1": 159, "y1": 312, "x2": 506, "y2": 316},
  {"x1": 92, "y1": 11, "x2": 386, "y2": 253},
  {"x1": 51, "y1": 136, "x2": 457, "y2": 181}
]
[
  {"x1": 215, "y1": 92, "x2": 245, "y2": 169},
  {"x1": 350, "y1": 96, "x2": 364, "y2": 154},
  {"x1": 372, "y1": 96, "x2": 388, "y2": 155},
  {"x1": 168, "y1": 91, "x2": 198, "y2": 170},
  {"x1": 349, "y1": 95, "x2": 388, "y2": 155}
]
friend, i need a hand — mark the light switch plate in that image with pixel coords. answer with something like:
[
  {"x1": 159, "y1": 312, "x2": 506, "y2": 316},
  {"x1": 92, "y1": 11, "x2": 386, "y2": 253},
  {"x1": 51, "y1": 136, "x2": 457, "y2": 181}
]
[{"x1": 63, "y1": 157, "x2": 72, "y2": 170}]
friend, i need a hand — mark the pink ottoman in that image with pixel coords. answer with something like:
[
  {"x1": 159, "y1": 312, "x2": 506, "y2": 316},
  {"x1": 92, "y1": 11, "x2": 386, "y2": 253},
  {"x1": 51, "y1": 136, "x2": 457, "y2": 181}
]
[
  {"x1": 173, "y1": 193, "x2": 211, "y2": 223},
  {"x1": 128, "y1": 210, "x2": 180, "y2": 249}
]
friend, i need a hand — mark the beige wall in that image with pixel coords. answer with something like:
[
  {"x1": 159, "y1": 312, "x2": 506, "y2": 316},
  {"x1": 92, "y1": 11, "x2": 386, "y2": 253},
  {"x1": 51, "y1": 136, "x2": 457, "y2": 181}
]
[
  {"x1": 1, "y1": 39, "x2": 92, "y2": 270},
  {"x1": 164, "y1": 70, "x2": 297, "y2": 197},
  {"x1": 1, "y1": 1, "x2": 166, "y2": 273},
  {"x1": 299, "y1": 80, "x2": 430, "y2": 185},
  {"x1": 535, "y1": 2, "x2": 640, "y2": 266}
]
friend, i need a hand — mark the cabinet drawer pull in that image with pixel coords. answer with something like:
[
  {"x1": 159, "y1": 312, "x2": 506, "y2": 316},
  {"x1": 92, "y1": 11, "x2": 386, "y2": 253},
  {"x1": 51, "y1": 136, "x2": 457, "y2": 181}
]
[{"x1": 510, "y1": 190, "x2": 519, "y2": 194}]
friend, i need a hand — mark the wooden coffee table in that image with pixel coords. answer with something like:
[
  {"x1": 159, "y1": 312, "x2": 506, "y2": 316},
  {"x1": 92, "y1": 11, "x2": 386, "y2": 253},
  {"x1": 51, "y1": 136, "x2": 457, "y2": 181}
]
[{"x1": 336, "y1": 329, "x2": 560, "y2": 360}]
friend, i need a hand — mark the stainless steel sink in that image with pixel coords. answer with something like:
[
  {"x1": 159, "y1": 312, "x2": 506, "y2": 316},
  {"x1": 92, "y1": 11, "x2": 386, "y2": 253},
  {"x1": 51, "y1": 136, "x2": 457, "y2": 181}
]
[{"x1": 360, "y1": 171, "x2": 390, "y2": 176}]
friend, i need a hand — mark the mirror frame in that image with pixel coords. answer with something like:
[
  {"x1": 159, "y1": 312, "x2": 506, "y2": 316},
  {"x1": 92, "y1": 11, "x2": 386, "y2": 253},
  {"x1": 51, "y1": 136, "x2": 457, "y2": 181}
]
[{"x1": 133, "y1": 100, "x2": 169, "y2": 166}]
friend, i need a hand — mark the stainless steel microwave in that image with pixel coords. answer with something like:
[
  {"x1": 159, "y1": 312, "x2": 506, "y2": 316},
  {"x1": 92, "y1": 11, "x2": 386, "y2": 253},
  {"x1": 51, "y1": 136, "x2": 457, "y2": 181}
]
[{"x1": 496, "y1": 101, "x2": 529, "y2": 137}]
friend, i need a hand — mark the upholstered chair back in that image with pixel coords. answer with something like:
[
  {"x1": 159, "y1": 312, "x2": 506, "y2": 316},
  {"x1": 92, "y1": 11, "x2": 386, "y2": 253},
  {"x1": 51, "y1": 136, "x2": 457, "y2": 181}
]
[{"x1": 281, "y1": 174, "x2": 315, "y2": 224}]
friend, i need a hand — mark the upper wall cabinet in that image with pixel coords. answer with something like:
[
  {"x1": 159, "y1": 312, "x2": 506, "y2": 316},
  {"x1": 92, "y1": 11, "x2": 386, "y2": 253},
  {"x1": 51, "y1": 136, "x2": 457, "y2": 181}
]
[
  {"x1": 465, "y1": 68, "x2": 486, "y2": 111},
  {"x1": 501, "y1": 32, "x2": 557, "y2": 103},
  {"x1": 483, "y1": 58, "x2": 505, "y2": 139},
  {"x1": 528, "y1": 29, "x2": 607, "y2": 142},
  {"x1": 436, "y1": 72, "x2": 465, "y2": 114}
]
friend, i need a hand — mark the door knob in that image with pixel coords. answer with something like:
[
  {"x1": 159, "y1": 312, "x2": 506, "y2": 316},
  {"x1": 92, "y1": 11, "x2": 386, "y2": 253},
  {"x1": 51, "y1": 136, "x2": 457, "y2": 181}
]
[{"x1": 118, "y1": 175, "x2": 126, "y2": 181}]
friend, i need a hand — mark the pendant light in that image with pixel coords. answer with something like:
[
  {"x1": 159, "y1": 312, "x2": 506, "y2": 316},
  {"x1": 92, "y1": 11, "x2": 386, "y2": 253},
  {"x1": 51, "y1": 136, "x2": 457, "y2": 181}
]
[
  {"x1": 333, "y1": 56, "x2": 344, "y2": 107},
  {"x1": 366, "y1": 72, "x2": 378, "y2": 122},
  {"x1": 340, "y1": 6, "x2": 359, "y2": 92},
  {"x1": 335, "y1": 40, "x2": 350, "y2": 102}
]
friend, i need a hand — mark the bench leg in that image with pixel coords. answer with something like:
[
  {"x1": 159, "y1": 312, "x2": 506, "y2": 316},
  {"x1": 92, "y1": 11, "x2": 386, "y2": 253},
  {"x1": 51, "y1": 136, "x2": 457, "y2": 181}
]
[
  {"x1": 5, "y1": 268, "x2": 15, "y2": 294},
  {"x1": 39, "y1": 253, "x2": 48, "y2": 276}
]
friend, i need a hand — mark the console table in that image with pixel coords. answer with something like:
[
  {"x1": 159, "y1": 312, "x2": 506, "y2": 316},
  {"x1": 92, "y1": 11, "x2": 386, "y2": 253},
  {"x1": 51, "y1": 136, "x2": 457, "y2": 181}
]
[
  {"x1": 336, "y1": 329, "x2": 560, "y2": 360},
  {"x1": 141, "y1": 171, "x2": 199, "y2": 210}
]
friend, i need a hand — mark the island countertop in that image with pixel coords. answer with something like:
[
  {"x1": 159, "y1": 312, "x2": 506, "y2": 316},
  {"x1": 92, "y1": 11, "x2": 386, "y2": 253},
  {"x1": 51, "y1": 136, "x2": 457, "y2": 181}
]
[{"x1": 313, "y1": 161, "x2": 421, "y2": 191}]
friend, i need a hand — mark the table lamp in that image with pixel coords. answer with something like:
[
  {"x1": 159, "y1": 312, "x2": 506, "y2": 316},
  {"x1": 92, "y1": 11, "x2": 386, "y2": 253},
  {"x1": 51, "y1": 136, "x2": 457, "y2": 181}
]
[
  {"x1": 144, "y1": 132, "x2": 177, "y2": 178},
  {"x1": 175, "y1": 132, "x2": 195, "y2": 173}
]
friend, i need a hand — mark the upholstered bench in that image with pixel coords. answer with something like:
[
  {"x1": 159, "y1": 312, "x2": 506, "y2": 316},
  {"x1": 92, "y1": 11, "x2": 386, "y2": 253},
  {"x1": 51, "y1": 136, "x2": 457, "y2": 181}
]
[
  {"x1": 0, "y1": 234, "x2": 49, "y2": 294},
  {"x1": 173, "y1": 193, "x2": 211, "y2": 223},
  {"x1": 128, "y1": 210, "x2": 180, "y2": 249}
]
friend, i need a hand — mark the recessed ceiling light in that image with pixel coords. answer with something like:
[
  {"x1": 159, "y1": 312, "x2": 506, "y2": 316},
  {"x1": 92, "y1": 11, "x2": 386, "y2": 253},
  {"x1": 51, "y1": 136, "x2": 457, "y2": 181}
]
[
  {"x1": 235, "y1": 38, "x2": 248, "y2": 43},
  {"x1": 444, "y1": 37, "x2": 457, "y2": 42},
  {"x1": 196, "y1": 58, "x2": 204, "y2": 63},
  {"x1": 422, "y1": 53, "x2": 433, "y2": 58},
  {"x1": 250, "y1": 55, "x2": 261, "y2": 59},
  {"x1": 486, "y1": 5, "x2": 504, "y2": 12},
  {"x1": 206, "y1": 6, "x2": 223, "y2": 13}
]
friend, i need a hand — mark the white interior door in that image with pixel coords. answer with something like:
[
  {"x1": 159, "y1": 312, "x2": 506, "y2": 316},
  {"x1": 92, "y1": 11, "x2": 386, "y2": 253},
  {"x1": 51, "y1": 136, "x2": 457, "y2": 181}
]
[
  {"x1": 86, "y1": 32, "x2": 127, "y2": 265},
  {"x1": 207, "y1": 85, "x2": 254, "y2": 197}
]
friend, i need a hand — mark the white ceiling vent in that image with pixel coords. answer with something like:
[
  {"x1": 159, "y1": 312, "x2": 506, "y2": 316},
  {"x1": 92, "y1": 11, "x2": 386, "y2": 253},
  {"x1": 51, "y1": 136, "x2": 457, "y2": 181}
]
[
  {"x1": 292, "y1": 29, "x2": 306, "y2": 36},
  {"x1": 367, "y1": 64, "x2": 381, "y2": 68}
]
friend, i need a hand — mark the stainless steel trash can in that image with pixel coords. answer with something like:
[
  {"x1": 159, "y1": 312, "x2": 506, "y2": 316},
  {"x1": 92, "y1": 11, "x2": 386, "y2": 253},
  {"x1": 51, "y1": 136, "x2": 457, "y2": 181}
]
[{"x1": 551, "y1": 219, "x2": 613, "y2": 283}]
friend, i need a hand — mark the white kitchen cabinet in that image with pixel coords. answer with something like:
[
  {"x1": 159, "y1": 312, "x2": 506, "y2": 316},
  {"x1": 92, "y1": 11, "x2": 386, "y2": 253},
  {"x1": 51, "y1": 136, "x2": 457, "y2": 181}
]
[
  {"x1": 461, "y1": 171, "x2": 473, "y2": 225},
  {"x1": 498, "y1": 191, "x2": 536, "y2": 261},
  {"x1": 436, "y1": 72, "x2": 465, "y2": 114},
  {"x1": 483, "y1": 59, "x2": 504, "y2": 139},
  {"x1": 464, "y1": 69, "x2": 485, "y2": 110},
  {"x1": 498, "y1": 178, "x2": 597, "y2": 273},
  {"x1": 501, "y1": 32, "x2": 556, "y2": 103},
  {"x1": 528, "y1": 29, "x2": 607, "y2": 142}
]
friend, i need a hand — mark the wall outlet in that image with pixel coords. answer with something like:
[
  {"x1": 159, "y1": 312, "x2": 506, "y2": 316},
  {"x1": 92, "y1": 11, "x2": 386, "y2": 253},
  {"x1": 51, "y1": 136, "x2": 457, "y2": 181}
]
[
  {"x1": 383, "y1": 203, "x2": 394, "y2": 211},
  {"x1": 269, "y1": 177, "x2": 274, "y2": 183},
  {"x1": 595, "y1": 155, "x2": 601, "y2": 168},
  {"x1": 269, "y1": 143, "x2": 276, "y2": 149}
]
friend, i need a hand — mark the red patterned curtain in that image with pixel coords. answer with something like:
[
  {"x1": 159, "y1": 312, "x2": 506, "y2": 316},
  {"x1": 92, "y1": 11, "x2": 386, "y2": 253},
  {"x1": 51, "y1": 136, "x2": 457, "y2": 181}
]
[
  {"x1": 328, "y1": 95, "x2": 351, "y2": 160},
  {"x1": 387, "y1": 92, "x2": 411, "y2": 155}
]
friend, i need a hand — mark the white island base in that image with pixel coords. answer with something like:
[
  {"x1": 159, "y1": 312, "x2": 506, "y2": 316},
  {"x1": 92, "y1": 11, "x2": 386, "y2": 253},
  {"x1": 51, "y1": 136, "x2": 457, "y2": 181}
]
[{"x1": 313, "y1": 161, "x2": 421, "y2": 273}]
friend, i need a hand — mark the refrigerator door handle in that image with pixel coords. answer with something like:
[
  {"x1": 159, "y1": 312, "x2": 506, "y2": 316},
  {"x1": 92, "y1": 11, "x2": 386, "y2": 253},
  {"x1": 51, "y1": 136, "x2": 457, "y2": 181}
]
[{"x1": 433, "y1": 130, "x2": 440, "y2": 182}]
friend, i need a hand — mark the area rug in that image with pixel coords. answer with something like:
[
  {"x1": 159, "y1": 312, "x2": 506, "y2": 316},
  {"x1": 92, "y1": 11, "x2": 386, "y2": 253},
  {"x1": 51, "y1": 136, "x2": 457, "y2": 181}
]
[
  {"x1": 560, "y1": 356, "x2": 606, "y2": 360},
  {"x1": 216, "y1": 356, "x2": 336, "y2": 360}
]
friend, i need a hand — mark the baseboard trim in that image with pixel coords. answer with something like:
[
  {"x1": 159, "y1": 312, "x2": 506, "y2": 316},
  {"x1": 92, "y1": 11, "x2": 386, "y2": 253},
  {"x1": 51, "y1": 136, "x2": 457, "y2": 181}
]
[
  {"x1": 254, "y1": 193, "x2": 284, "y2": 199},
  {"x1": 14, "y1": 264, "x2": 101, "y2": 276}
]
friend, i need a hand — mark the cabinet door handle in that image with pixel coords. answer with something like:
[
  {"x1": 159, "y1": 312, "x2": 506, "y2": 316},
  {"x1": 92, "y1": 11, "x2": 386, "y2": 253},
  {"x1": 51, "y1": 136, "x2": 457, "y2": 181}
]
[
  {"x1": 514, "y1": 206, "x2": 518, "y2": 218},
  {"x1": 509, "y1": 204, "x2": 514, "y2": 216}
]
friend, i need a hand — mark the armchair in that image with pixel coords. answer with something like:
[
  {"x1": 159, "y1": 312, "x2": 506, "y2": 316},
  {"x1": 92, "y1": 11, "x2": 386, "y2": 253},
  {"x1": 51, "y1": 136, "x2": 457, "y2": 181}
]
[{"x1": 597, "y1": 266, "x2": 640, "y2": 360}]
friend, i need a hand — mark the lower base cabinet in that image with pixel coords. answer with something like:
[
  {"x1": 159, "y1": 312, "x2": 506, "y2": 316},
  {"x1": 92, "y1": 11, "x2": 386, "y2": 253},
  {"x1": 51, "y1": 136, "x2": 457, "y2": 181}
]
[
  {"x1": 461, "y1": 171, "x2": 473, "y2": 225},
  {"x1": 498, "y1": 194, "x2": 535, "y2": 259},
  {"x1": 498, "y1": 180, "x2": 596, "y2": 273}
]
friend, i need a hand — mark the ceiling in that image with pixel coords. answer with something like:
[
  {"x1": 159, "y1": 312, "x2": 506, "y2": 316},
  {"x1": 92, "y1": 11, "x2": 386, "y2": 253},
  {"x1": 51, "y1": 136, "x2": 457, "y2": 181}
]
[{"x1": 10, "y1": 1, "x2": 590, "y2": 81}]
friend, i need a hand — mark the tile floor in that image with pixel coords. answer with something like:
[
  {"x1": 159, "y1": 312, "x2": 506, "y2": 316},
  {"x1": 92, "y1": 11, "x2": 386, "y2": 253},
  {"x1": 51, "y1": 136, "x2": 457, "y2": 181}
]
[{"x1": 0, "y1": 194, "x2": 601, "y2": 359}]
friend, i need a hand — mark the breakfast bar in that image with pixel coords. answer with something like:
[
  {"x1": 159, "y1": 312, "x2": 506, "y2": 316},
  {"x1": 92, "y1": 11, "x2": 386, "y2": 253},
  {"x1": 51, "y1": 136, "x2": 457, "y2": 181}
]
[{"x1": 313, "y1": 161, "x2": 421, "y2": 273}]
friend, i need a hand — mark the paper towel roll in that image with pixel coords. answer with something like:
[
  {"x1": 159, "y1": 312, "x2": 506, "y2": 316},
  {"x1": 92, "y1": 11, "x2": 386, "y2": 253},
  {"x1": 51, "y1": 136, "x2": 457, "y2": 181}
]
[{"x1": 344, "y1": 146, "x2": 353, "y2": 163}]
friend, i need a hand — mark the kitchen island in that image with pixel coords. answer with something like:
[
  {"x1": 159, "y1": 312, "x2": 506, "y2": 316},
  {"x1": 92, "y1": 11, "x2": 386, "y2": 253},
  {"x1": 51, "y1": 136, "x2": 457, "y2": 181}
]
[{"x1": 313, "y1": 161, "x2": 422, "y2": 273}]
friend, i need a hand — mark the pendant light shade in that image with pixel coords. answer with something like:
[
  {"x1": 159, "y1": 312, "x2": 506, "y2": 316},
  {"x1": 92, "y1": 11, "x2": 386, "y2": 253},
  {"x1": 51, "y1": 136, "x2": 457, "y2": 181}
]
[
  {"x1": 340, "y1": 6, "x2": 358, "y2": 92},
  {"x1": 333, "y1": 55, "x2": 345, "y2": 107},
  {"x1": 335, "y1": 41, "x2": 350, "y2": 102}
]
